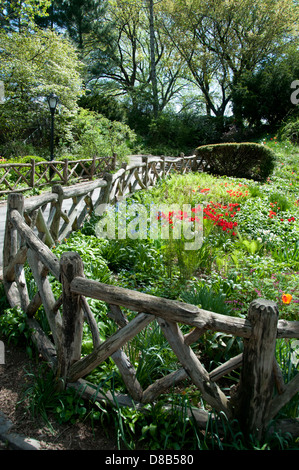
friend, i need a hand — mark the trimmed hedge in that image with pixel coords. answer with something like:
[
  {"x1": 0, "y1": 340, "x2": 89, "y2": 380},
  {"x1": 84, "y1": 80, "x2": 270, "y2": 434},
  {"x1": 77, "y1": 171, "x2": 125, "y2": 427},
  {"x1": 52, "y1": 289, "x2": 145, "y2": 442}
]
[{"x1": 195, "y1": 142, "x2": 276, "y2": 181}]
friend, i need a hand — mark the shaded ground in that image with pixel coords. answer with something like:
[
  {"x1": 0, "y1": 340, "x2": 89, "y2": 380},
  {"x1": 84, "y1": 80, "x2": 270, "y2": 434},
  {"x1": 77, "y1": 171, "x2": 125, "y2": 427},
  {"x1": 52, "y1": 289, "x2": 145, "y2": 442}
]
[{"x1": 0, "y1": 341, "x2": 119, "y2": 451}]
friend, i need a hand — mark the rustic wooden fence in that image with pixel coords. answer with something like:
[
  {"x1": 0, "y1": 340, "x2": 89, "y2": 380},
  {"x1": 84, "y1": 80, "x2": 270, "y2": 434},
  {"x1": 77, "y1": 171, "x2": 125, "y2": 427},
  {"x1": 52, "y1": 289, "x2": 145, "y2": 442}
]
[
  {"x1": 0, "y1": 155, "x2": 117, "y2": 195},
  {"x1": 2, "y1": 154, "x2": 299, "y2": 441}
]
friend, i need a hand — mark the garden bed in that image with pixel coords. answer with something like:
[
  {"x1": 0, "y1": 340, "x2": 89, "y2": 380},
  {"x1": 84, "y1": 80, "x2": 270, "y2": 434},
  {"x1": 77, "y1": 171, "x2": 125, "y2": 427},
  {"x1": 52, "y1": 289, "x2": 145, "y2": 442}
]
[{"x1": 1, "y1": 137, "x2": 298, "y2": 450}]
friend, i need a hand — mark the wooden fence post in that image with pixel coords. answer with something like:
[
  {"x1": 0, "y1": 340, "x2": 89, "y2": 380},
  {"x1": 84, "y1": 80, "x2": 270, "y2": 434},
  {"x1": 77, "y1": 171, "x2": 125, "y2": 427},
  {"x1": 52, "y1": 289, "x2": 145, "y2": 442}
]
[
  {"x1": 3, "y1": 193, "x2": 24, "y2": 307},
  {"x1": 30, "y1": 159, "x2": 35, "y2": 188},
  {"x1": 235, "y1": 298, "x2": 279, "y2": 440},
  {"x1": 95, "y1": 172, "x2": 113, "y2": 208},
  {"x1": 161, "y1": 156, "x2": 166, "y2": 179},
  {"x1": 63, "y1": 159, "x2": 68, "y2": 184},
  {"x1": 51, "y1": 184, "x2": 64, "y2": 242},
  {"x1": 180, "y1": 152, "x2": 185, "y2": 173},
  {"x1": 142, "y1": 156, "x2": 149, "y2": 188},
  {"x1": 91, "y1": 155, "x2": 96, "y2": 180},
  {"x1": 58, "y1": 252, "x2": 85, "y2": 387}
]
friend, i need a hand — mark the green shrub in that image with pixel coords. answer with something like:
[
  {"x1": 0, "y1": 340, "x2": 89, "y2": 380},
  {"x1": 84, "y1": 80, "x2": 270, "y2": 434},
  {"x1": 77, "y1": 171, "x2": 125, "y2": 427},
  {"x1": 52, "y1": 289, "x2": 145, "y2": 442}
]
[
  {"x1": 195, "y1": 142, "x2": 276, "y2": 181},
  {"x1": 0, "y1": 141, "x2": 39, "y2": 160},
  {"x1": 137, "y1": 112, "x2": 233, "y2": 155},
  {"x1": 70, "y1": 108, "x2": 136, "y2": 161},
  {"x1": 6, "y1": 155, "x2": 47, "y2": 164}
]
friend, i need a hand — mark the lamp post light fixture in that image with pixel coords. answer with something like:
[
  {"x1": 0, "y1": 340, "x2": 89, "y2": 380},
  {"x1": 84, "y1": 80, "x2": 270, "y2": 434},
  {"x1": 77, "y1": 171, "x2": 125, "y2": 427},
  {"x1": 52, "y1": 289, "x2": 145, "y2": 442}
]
[{"x1": 47, "y1": 93, "x2": 59, "y2": 177}]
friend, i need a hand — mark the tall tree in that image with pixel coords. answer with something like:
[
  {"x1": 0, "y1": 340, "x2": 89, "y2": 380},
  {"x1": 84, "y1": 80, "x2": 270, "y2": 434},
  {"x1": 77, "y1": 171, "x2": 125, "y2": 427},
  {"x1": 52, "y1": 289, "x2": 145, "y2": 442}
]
[
  {"x1": 34, "y1": 0, "x2": 111, "y2": 56},
  {"x1": 88, "y1": 0, "x2": 185, "y2": 116},
  {"x1": 148, "y1": 0, "x2": 159, "y2": 117},
  {"x1": 231, "y1": 46, "x2": 299, "y2": 127},
  {"x1": 0, "y1": 27, "x2": 83, "y2": 153},
  {"x1": 162, "y1": 0, "x2": 298, "y2": 117}
]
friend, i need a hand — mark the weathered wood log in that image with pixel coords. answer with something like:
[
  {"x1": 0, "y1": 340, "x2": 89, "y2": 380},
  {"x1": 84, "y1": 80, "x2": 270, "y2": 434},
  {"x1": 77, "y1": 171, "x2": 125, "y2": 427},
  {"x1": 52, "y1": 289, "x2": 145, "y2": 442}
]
[
  {"x1": 67, "y1": 312, "x2": 154, "y2": 383},
  {"x1": 277, "y1": 319, "x2": 299, "y2": 338},
  {"x1": 107, "y1": 304, "x2": 128, "y2": 328},
  {"x1": 210, "y1": 353, "x2": 243, "y2": 382},
  {"x1": 142, "y1": 156, "x2": 149, "y2": 189},
  {"x1": 267, "y1": 372, "x2": 299, "y2": 423},
  {"x1": 27, "y1": 249, "x2": 62, "y2": 351},
  {"x1": 184, "y1": 327, "x2": 206, "y2": 345},
  {"x1": 3, "y1": 193, "x2": 24, "y2": 307},
  {"x1": 50, "y1": 185, "x2": 64, "y2": 242},
  {"x1": 112, "y1": 168, "x2": 126, "y2": 183},
  {"x1": 35, "y1": 208, "x2": 55, "y2": 247},
  {"x1": 81, "y1": 297, "x2": 143, "y2": 401},
  {"x1": 14, "y1": 262, "x2": 30, "y2": 312},
  {"x1": 3, "y1": 245, "x2": 28, "y2": 282},
  {"x1": 67, "y1": 377, "x2": 212, "y2": 431},
  {"x1": 67, "y1": 378, "x2": 139, "y2": 409},
  {"x1": 26, "y1": 318, "x2": 57, "y2": 370},
  {"x1": 3, "y1": 194, "x2": 24, "y2": 268},
  {"x1": 58, "y1": 195, "x2": 84, "y2": 240},
  {"x1": 267, "y1": 418, "x2": 299, "y2": 439},
  {"x1": 26, "y1": 291, "x2": 42, "y2": 318},
  {"x1": 157, "y1": 318, "x2": 231, "y2": 417},
  {"x1": 80, "y1": 296, "x2": 101, "y2": 349},
  {"x1": 59, "y1": 252, "x2": 85, "y2": 385},
  {"x1": 94, "y1": 173, "x2": 113, "y2": 208},
  {"x1": 69, "y1": 278, "x2": 252, "y2": 338},
  {"x1": 273, "y1": 359, "x2": 287, "y2": 395},
  {"x1": 24, "y1": 193, "x2": 58, "y2": 213},
  {"x1": 235, "y1": 299, "x2": 279, "y2": 440},
  {"x1": 60, "y1": 179, "x2": 107, "y2": 199},
  {"x1": 142, "y1": 368, "x2": 189, "y2": 404},
  {"x1": 111, "y1": 349, "x2": 144, "y2": 402},
  {"x1": 133, "y1": 169, "x2": 147, "y2": 190},
  {"x1": 10, "y1": 209, "x2": 60, "y2": 280}
]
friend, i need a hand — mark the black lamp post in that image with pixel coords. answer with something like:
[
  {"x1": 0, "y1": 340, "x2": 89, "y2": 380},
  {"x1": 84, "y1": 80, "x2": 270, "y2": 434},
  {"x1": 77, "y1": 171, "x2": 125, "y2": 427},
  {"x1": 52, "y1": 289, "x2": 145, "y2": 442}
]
[{"x1": 47, "y1": 93, "x2": 59, "y2": 177}]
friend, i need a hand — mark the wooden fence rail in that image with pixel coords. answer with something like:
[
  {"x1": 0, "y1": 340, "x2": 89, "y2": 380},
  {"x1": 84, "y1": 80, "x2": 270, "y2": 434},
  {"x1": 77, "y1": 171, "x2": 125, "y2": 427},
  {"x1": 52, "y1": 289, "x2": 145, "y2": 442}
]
[
  {"x1": 2, "y1": 154, "x2": 299, "y2": 441},
  {"x1": 0, "y1": 155, "x2": 116, "y2": 195}
]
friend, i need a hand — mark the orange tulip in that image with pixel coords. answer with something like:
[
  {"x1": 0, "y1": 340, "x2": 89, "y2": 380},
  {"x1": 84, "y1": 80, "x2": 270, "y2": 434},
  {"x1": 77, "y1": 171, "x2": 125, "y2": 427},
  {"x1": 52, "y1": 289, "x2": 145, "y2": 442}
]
[{"x1": 282, "y1": 294, "x2": 292, "y2": 304}]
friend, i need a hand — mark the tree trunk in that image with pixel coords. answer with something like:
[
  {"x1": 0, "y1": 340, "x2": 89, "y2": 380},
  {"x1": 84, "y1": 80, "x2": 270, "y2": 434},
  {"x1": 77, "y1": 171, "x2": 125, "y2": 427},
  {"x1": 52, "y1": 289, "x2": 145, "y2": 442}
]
[{"x1": 148, "y1": 0, "x2": 159, "y2": 117}]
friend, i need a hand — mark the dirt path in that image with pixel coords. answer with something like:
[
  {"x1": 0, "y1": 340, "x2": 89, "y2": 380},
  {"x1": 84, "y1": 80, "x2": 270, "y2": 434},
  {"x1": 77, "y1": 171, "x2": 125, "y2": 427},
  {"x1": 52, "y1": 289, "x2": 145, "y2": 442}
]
[{"x1": 0, "y1": 341, "x2": 119, "y2": 450}]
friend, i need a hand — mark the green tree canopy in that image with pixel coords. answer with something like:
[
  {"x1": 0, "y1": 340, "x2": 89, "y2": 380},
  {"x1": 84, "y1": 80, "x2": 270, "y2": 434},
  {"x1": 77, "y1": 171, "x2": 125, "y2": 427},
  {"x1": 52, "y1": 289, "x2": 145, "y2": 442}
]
[
  {"x1": 0, "y1": 0, "x2": 51, "y2": 30},
  {"x1": 0, "y1": 27, "x2": 84, "y2": 156},
  {"x1": 161, "y1": 0, "x2": 298, "y2": 117},
  {"x1": 87, "y1": 0, "x2": 187, "y2": 117},
  {"x1": 231, "y1": 46, "x2": 299, "y2": 128}
]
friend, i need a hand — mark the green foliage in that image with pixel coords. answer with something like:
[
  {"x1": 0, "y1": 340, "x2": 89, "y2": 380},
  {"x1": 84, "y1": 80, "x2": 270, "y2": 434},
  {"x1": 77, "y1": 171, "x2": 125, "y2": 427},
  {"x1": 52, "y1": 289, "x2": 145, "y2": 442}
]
[
  {"x1": 180, "y1": 283, "x2": 232, "y2": 316},
  {"x1": 0, "y1": 306, "x2": 33, "y2": 357},
  {"x1": 129, "y1": 321, "x2": 177, "y2": 387},
  {"x1": 137, "y1": 112, "x2": 233, "y2": 155},
  {"x1": 18, "y1": 364, "x2": 88, "y2": 433},
  {"x1": 231, "y1": 47, "x2": 299, "y2": 127},
  {"x1": 69, "y1": 108, "x2": 136, "y2": 161},
  {"x1": 279, "y1": 117, "x2": 299, "y2": 145},
  {"x1": 275, "y1": 339, "x2": 299, "y2": 418},
  {"x1": 52, "y1": 231, "x2": 112, "y2": 282},
  {"x1": 0, "y1": 0, "x2": 51, "y2": 31},
  {"x1": 162, "y1": 0, "x2": 298, "y2": 119},
  {"x1": 196, "y1": 142, "x2": 276, "y2": 181},
  {"x1": 2, "y1": 137, "x2": 298, "y2": 450},
  {"x1": 0, "y1": 27, "x2": 83, "y2": 155}
]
